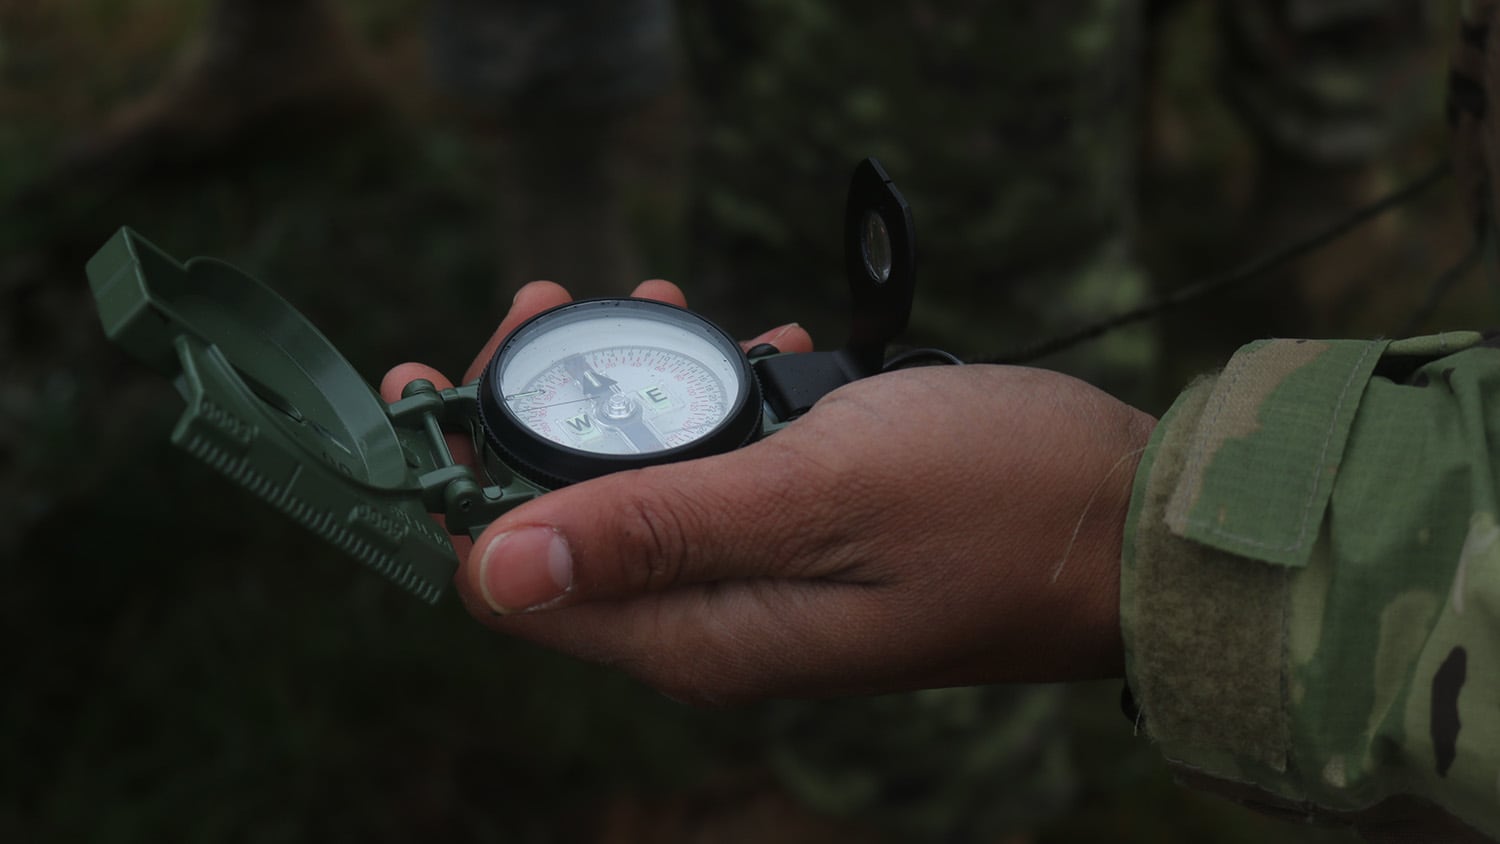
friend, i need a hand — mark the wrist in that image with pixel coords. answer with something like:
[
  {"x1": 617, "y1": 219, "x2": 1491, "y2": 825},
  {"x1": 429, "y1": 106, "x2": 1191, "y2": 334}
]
[{"x1": 1059, "y1": 404, "x2": 1156, "y2": 680}]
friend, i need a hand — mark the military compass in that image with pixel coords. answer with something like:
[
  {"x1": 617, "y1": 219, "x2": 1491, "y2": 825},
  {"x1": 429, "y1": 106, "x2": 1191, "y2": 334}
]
[{"x1": 87, "y1": 158, "x2": 921, "y2": 603}]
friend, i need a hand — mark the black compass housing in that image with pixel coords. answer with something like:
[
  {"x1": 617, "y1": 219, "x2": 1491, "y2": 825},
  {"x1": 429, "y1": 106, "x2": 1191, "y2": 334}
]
[{"x1": 477, "y1": 298, "x2": 764, "y2": 488}]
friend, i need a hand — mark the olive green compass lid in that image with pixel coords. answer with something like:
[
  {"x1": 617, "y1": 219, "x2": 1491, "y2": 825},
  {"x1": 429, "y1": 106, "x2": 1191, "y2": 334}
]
[{"x1": 86, "y1": 228, "x2": 465, "y2": 603}]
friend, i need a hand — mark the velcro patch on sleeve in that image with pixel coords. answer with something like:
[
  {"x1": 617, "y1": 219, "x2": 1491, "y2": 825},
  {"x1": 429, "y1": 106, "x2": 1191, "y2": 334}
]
[{"x1": 1165, "y1": 339, "x2": 1388, "y2": 567}]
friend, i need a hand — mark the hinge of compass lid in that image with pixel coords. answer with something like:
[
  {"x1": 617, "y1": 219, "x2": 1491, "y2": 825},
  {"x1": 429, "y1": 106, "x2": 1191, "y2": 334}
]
[{"x1": 383, "y1": 379, "x2": 542, "y2": 538}]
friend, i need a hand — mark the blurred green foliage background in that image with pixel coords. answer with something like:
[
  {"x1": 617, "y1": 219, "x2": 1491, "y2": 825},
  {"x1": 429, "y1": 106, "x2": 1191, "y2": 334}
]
[{"x1": 0, "y1": 1, "x2": 1482, "y2": 841}]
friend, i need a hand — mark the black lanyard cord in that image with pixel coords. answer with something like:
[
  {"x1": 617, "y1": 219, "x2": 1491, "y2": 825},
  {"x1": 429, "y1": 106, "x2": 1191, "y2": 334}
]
[{"x1": 973, "y1": 159, "x2": 1456, "y2": 366}]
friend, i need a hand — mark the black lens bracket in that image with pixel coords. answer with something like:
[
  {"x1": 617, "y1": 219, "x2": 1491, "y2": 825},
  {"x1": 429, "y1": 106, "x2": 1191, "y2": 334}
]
[{"x1": 753, "y1": 158, "x2": 917, "y2": 420}]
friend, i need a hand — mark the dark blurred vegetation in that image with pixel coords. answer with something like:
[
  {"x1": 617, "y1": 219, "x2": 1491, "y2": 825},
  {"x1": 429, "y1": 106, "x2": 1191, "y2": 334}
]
[{"x1": 0, "y1": 1, "x2": 1479, "y2": 841}]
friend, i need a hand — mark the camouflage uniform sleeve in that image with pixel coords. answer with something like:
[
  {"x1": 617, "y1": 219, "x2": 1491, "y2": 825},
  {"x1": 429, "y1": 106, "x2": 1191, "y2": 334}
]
[{"x1": 1121, "y1": 332, "x2": 1500, "y2": 842}]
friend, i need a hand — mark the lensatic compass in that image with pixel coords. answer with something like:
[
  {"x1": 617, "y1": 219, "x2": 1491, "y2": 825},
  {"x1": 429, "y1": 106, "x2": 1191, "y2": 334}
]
[{"x1": 87, "y1": 159, "x2": 920, "y2": 603}]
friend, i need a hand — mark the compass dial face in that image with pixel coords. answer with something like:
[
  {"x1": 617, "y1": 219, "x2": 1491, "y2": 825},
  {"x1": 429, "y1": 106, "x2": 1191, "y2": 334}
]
[
  {"x1": 480, "y1": 299, "x2": 761, "y2": 486},
  {"x1": 501, "y1": 339, "x2": 737, "y2": 455}
]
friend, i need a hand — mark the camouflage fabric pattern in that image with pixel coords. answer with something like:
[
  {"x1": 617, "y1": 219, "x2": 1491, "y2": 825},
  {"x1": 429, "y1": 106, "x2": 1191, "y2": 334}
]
[{"x1": 1123, "y1": 332, "x2": 1500, "y2": 841}]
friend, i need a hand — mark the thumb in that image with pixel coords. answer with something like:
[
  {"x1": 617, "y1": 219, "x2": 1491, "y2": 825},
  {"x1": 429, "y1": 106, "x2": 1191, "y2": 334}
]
[{"x1": 459, "y1": 438, "x2": 854, "y2": 614}]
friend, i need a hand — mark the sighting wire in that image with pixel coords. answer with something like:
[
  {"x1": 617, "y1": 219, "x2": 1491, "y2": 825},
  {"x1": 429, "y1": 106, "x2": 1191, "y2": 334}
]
[{"x1": 974, "y1": 159, "x2": 1454, "y2": 366}]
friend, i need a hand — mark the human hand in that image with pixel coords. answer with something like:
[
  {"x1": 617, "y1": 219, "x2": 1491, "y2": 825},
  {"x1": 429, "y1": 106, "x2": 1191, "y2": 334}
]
[{"x1": 382, "y1": 281, "x2": 1155, "y2": 704}]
